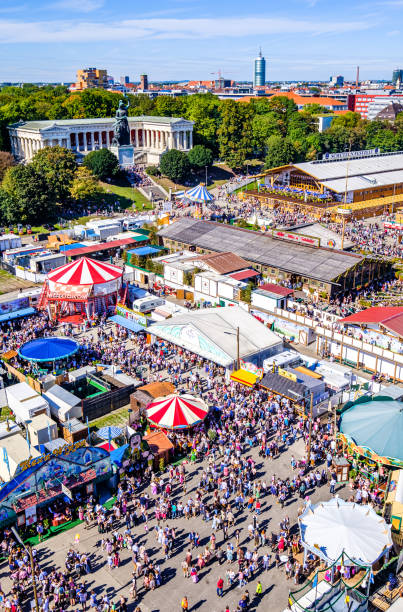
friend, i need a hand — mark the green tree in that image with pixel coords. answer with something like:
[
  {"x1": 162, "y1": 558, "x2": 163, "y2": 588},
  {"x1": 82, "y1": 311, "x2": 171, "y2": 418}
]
[
  {"x1": 83, "y1": 148, "x2": 119, "y2": 181},
  {"x1": 252, "y1": 113, "x2": 283, "y2": 157},
  {"x1": 145, "y1": 165, "x2": 160, "y2": 176},
  {"x1": 0, "y1": 151, "x2": 15, "y2": 182},
  {"x1": 217, "y1": 100, "x2": 253, "y2": 169},
  {"x1": 70, "y1": 166, "x2": 103, "y2": 201},
  {"x1": 159, "y1": 149, "x2": 191, "y2": 183},
  {"x1": 183, "y1": 93, "x2": 221, "y2": 153},
  {"x1": 187, "y1": 144, "x2": 213, "y2": 170},
  {"x1": 265, "y1": 135, "x2": 296, "y2": 169},
  {"x1": 31, "y1": 146, "x2": 77, "y2": 202},
  {"x1": 2, "y1": 164, "x2": 55, "y2": 224}
]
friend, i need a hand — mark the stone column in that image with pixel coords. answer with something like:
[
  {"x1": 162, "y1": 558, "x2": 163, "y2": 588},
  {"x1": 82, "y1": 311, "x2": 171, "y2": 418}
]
[
  {"x1": 84, "y1": 133, "x2": 88, "y2": 152},
  {"x1": 189, "y1": 130, "x2": 193, "y2": 149},
  {"x1": 106, "y1": 131, "x2": 110, "y2": 147},
  {"x1": 91, "y1": 131, "x2": 95, "y2": 150}
]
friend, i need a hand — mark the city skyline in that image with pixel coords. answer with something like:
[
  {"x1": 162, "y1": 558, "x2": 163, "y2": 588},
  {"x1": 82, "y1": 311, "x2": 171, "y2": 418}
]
[{"x1": 0, "y1": 0, "x2": 402, "y2": 82}]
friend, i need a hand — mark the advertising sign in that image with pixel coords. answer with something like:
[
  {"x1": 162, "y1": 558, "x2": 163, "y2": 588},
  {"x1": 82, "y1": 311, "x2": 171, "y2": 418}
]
[
  {"x1": 271, "y1": 230, "x2": 320, "y2": 248},
  {"x1": 116, "y1": 305, "x2": 149, "y2": 327},
  {"x1": 278, "y1": 368, "x2": 297, "y2": 382},
  {"x1": 25, "y1": 505, "x2": 37, "y2": 526},
  {"x1": 322, "y1": 148, "x2": 380, "y2": 161}
]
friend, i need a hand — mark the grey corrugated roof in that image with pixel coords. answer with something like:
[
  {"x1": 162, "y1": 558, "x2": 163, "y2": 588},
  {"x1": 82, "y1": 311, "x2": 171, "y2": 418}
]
[
  {"x1": 158, "y1": 219, "x2": 363, "y2": 283},
  {"x1": 296, "y1": 152, "x2": 403, "y2": 181},
  {"x1": 260, "y1": 372, "x2": 307, "y2": 399}
]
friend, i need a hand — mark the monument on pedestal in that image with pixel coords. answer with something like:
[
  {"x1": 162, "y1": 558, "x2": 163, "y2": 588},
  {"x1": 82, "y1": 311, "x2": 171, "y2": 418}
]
[{"x1": 110, "y1": 97, "x2": 134, "y2": 167}]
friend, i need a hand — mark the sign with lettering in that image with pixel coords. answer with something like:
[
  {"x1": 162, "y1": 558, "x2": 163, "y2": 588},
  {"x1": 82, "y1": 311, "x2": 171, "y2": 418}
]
[
  {"x1": 18, "y1": 439, "x2": 86, "y2": 472},
  {"x1": 116, "y1": 304, "x2": 149, "y2": 327},
  {"x1": 323, "y1": 148, "x2": 380, "y2": 161},
  {"x1": 272, "y1": 230, "x2": 320, "y2": 248},
  {"x1": 278, "y1": 368, "x2": 297, "y2": 382}
]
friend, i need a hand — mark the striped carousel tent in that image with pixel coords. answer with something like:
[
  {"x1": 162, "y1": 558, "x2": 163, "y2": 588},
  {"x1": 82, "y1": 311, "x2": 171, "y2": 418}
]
[
  {"x1": 185, "y1": 184, "x2": 214, "y2": 203},
  {"x1": 146, "y1": 394, "x2": 209, "y2": 429},
  {"x1": 40, "y1": 257, "x2": 123, "y2": 321}
]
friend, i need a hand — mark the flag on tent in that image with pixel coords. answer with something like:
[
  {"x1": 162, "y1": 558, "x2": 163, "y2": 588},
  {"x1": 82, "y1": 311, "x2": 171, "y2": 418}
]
[
  {"x1": 312, "y1": 574, "x2": 318, "y2": 588},
  {"x1": 3, "y1": 448, "x2": 10, "y2": 478}
]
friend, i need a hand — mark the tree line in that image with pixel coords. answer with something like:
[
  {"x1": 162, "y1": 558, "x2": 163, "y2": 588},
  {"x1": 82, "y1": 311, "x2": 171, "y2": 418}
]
[
  {"x1": 1, "y1": 85, "x2": 403, "y2": 170},
  {"x1": 0, "y1": 146, "x2": 119, "y2": 225}
]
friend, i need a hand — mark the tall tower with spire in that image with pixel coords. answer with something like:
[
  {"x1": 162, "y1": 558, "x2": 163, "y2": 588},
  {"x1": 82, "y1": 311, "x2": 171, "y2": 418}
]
[{"x1": 254, "y1": 48, "x2": 266, "y2": 87}]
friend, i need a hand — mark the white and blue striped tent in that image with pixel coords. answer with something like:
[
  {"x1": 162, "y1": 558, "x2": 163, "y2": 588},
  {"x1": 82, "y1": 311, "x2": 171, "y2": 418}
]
[{"x1": 184, "y1": 184, "x2": 214, "y2": 202}]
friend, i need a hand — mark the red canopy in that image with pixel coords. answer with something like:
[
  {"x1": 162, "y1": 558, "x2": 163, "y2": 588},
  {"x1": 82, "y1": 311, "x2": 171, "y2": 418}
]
[{"x1": 146, "y1": 394, "x2": 209, "y2": 429}]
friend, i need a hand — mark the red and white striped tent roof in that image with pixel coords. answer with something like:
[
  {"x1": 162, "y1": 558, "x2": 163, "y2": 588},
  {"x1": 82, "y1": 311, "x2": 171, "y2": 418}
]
[
  {"x1": 146, "y1": 394, "x2": 209, "y2": 429},
  {"x1": 47, "y1": 257, "x2": 123, "y2": 285}
]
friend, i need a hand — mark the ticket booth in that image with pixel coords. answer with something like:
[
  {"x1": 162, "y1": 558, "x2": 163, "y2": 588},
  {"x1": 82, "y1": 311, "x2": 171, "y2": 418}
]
[{"x1": 333, "y1": 456, "x2": 350, "y2": 483}]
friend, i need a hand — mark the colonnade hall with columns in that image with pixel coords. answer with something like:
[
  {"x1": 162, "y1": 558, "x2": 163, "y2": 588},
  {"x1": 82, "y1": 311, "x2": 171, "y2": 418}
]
[{"x1": 8, "y1": 115, "x2": 194, "y2": 165}]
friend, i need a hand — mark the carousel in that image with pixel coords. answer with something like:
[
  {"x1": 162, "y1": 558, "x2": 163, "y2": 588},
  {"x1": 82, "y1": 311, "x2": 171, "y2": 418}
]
[
  {"x1": 146, "y1": 394, "x2": 209, "y2": 430},
  {"x1": 38, "y1": 257, "x2": 123, "y2": 322}
]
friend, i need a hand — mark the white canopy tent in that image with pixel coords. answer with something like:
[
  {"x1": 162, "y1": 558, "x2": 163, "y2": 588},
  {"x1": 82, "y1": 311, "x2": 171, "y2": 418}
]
[{"x1": 299, "y1": 498, "x2": 393, "y2": 566}]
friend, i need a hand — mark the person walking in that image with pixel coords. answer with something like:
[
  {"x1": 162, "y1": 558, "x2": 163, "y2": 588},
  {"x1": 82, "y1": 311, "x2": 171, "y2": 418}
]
[
  {"x1": 330, "y1": 477, "x2": 336, "y2": 495},
  {"x1": 181, "y1": 595, "x2": 189, "y2": 611},
  {"x1": 255, "y1": 581, "x2": 263, "y2": 599},
  {"x1": 217, "y1": 577, "x2": 224, "y2": 597}
]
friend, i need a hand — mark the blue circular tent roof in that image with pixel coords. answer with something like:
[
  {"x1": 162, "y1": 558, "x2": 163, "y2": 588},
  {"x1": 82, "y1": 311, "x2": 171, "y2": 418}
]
[
  {"x1": 18, "y1": 337, "x2": 79, "y2": 362},
  {"x1": 340, "y1": 398, "x2": 403, "y2": 463}
]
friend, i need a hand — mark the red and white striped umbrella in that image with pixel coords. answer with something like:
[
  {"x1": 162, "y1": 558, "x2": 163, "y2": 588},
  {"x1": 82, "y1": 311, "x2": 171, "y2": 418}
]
[
  {"x1": 146, "y1": 394, "x2": 209, "y2": 429},
  {"x1": 47, "y1": 257, "x2": 123, "y2": 285}
]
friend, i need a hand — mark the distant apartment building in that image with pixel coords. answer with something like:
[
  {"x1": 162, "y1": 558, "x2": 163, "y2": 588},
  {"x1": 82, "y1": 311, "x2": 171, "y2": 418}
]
[
  {"x1": 71, "y1": 68, "x2": 108, "y2": 91},
  {"x1": 140, "y1": 74, "x2": 148, "y2": 90},
  {"x1": 348, "y1": 93, "x2": 403, "y2": 119},
  {"x1": 392, "y1": 68, "x2": 403, "y2": 85},
  {"x1": 329, "y1": 75, "x2": 344, "y2": 87}
]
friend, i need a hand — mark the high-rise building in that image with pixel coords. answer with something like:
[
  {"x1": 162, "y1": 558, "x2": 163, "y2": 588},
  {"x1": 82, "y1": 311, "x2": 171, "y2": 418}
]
[
  {"x1": 254, "y1": 49, "x2": 266, "y2": 87},
  {"x1": 392, "y1": 68, "x2": 403, "y2": 85},
  {"x1": 140, "y1": 74, "x2": 148, "y2": 90},
  {"x1": 120, "y1": 76, "x2": 130, "y2": 85},
  {"x1": 73, "y1": 68, "x2": 108, "y2": 90},
  {"x1": 329, "y1": 75, "x2": 344, "y2": 87}
]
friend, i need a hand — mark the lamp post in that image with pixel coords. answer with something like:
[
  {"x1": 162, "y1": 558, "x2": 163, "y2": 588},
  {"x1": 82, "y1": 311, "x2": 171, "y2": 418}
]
[
  {"x1": 205, "y1": 165, "x2": 208, "y2": 187},
  {"x1": 307, "y1": 392, "x2": 314, "y2": 467},
  {"x1": 11, "y1": 527, "x2": 39, "y2": 612}
]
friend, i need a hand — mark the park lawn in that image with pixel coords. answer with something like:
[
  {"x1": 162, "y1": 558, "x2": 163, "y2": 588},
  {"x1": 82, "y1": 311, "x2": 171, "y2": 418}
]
[
  {"x1": 100, "y1": 181, "x2": 152, "y2": 210},
  {"x1": 153, "y1": 176, "x2": 188, "y2": 192},
  {"x1": 207, "y1": 179, "x2": 228, "y2": 191}
]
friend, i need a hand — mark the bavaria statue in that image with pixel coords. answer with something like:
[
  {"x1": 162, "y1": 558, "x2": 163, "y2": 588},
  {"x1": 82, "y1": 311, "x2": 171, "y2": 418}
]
[{"x1": 112, "y1": 97, "x2": 131, "y2": 146}]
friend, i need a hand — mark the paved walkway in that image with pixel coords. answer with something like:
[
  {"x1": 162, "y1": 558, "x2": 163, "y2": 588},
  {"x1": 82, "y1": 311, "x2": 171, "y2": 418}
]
[{"x1": 2, "y1": 438, "x2": 348, "y2": 612}]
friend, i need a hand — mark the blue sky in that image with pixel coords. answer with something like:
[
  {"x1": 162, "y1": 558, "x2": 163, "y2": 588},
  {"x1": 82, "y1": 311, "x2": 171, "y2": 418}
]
[{"x1": 0, "y1": 0, "x2": 402, "y2": 83}]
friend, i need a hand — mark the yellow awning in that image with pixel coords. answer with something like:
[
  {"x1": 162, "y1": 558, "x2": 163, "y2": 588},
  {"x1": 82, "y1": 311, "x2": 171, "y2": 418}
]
[
  {"x1": 230, "y1": 369, "x2": 258, "y2": 387},
  {"x1": 295, "y1": 366, "x2": 322, "y2": 379}
]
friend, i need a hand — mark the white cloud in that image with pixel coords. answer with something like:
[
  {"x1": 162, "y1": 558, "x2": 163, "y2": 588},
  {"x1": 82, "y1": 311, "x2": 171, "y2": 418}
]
[
  {"x1": 0, "y1": 15, "x2": 374, "y2": 44},
  {"x1": 387, "y1": 29, "x2": 400, "y2": 35},
  {"x1": 50, "y1": 0, "x2": 104, "y2": 12}
]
